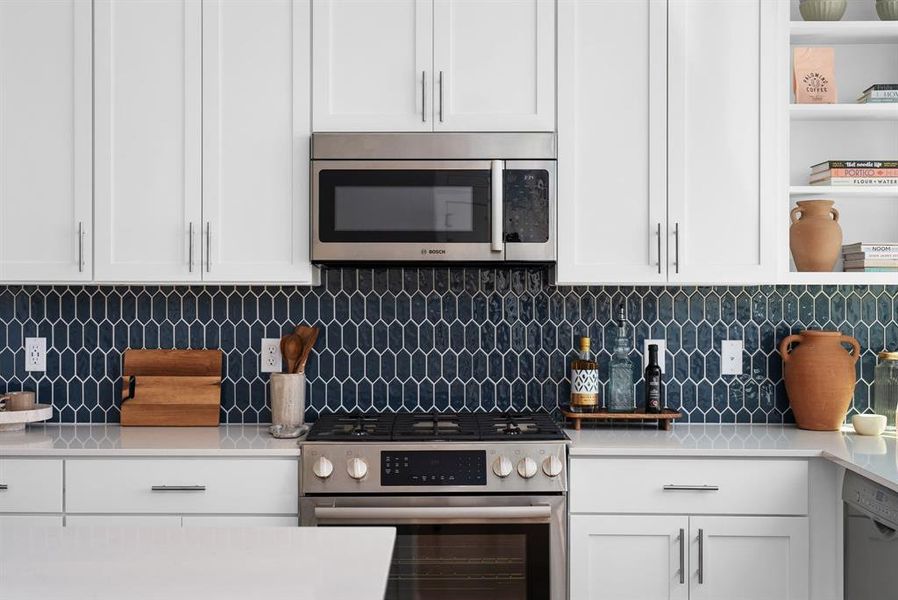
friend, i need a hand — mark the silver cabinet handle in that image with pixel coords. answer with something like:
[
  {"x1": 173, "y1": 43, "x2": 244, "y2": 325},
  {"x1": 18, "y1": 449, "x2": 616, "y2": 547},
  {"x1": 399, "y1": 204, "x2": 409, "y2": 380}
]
[
  {"x1": 188, "y1": 221, "x2": 194, "y2": 272},
  {"x1": 679, "y1": 528, "x2": 685, "y2": 584},
  {"x1": 438, "y1": 70, "x2": 444, "y2": 122},
  {"x1": 674, "y1": 222, "x2": 680, "y2": 273},
  {"x1": 0, "y1": 484, "x2": 8, "y2": 491},
  {"x1": 205, "y1": 221, "x2": 211, "y2": 273},
  {"x1": 491, "y1": 160, "x2": 504, "y2": 253},
  {"x1": 77, "y1": 221, "x2": 85, "y2": 272},
  {"x1": 421, "y1": 70, "x2": 426, "y2": 122},
  {"x1": 314, "y1": 505, "x2": 551, "y2": 523},
  {"x1": 697, "y1": 528, "x2": 704, "y2": 584},
  {"x1": 663, "y1": 484, "x2": 719, "y2": 491},
  {"x1": 656, "y1": 222, "x2": 662, "y2": 274},
  {"x1": 151, "y1": 485, "x2": 206, "y2": 492}
]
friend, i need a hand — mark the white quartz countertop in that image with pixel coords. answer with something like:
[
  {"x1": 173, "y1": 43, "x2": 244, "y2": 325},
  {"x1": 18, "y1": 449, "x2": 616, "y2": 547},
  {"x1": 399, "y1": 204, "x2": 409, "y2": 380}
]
[
  {"x1": 0, "y1": 424, "x2": 301, "y2": 456},
  {"x1": 0, "y1": 526, "x2": 395, "y2": 600},
  {"x1": 566, "y1": 424, "x2": 898, "y2": 492}
]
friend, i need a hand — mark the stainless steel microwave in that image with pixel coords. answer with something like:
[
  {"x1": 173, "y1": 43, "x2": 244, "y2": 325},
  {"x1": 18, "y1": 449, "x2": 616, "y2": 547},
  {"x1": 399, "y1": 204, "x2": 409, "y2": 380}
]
[{"x1": 311, "y1": 133, "x2": 555, "y2": 264}]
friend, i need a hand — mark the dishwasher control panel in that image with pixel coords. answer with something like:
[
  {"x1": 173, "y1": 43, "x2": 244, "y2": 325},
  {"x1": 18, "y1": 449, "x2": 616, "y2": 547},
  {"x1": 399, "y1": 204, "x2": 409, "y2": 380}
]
[{"x1": 843, "y1": 470, "x2": 898, "y2": 527}]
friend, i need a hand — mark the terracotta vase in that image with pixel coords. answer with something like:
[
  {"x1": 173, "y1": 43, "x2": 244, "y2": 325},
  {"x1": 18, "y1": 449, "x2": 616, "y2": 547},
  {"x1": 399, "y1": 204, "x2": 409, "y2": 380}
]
[
  {"x1": 780, "y1": 330, "x2": 860, "y2": 430},
  {"x1": 789, "y1": 200, "x2": 842, "y2": 272}
]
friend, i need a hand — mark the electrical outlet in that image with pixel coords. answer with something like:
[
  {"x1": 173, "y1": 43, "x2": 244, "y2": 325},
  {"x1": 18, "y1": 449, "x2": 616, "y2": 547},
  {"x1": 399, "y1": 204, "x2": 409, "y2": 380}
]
[
  {"x1": 261, "y1": 338, "x2": 282, "y2": 373},
  {"x1": 642, "y1": 339, "x2": 667, "y2": 374},
  {"x1": 25, "y1": 337, "x2": 46, "y2": 372},
  {"x1": 721, "y1": 340, "x2": 744, "y2": 375}
]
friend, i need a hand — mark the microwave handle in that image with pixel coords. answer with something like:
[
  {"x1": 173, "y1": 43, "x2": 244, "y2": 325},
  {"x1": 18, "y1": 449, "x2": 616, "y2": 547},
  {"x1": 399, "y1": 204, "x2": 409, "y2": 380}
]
[
  {"x1": 491, "y1": 160, "x2": 504, "y2": 252},
  {"x1": 314, "y1": 504, "x2": 551, "y2": 523}
]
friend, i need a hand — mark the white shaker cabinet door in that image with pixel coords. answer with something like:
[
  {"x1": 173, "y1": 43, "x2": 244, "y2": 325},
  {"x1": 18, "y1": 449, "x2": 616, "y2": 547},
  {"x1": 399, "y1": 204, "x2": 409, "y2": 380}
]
[
  {"x1": 570, "y1": 514, "x2": 689, "y2": 600},
  {"x1": 201, "y1": 0, "x2": 315, "y2": 283},
  {"x1": 667, "y1": 0, "x2": 779, "y2": 284},
  {"x1": 312, "y1": 0, "x2": 433, "y2": 131},
  {"x1": 432, "y1": 0, "x2": 554, "y2": 131},
  {"x1": 94, "y1": 0, "x2": 202, "y2": 282},
  {"x1": 689, "y1": 516, "x2": 809, "y2": 600},
  {"x1": 0, "y1": 0, "x2": 92, "y2": 282},
  {"x1": 556, "y1": 0, "x2": 667, "y2": 284}
]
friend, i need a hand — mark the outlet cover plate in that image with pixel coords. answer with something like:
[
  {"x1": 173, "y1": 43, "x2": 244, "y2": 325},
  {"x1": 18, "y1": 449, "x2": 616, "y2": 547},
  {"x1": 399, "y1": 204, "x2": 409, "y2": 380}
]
[
  {"x1": 642, "y1": 339, "x2": 667, "y2": 374},
  {"x1": 721, "y1": 340, "x2": 744, "y2": 376},
  {"x1": 25, "y1": 337, "x2": 46, "y2": 372},
  {"x1": 261, "y1": 338, "x2": 282, "y2": 373}
]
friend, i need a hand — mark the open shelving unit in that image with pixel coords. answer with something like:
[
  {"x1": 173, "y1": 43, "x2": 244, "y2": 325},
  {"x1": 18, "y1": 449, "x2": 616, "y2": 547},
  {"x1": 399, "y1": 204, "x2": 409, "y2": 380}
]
[{"x1": 784, "y1": 1, "x2": 898, "y2": 285}]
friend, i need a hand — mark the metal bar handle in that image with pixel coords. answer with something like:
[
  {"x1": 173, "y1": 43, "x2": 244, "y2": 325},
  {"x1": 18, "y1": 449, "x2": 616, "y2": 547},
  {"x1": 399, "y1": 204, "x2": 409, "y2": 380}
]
[
  {"x1": 78, "y1": 221, "x2": 85, "y2": 272},
  {"x1": 421, "y1": 70, "x2": 426, "y2": 122},
  {"x1": 151, "y1": 485, "x2": 206, "y2": 492},
  {"x1": 678, "y1": 528, "x2": 685, "y2": 584},
  {"x1": 663, "y1": 484, "x2": 719, "y2": 492},
  {"x1": 314, "y1": 505, "x2": 551, "y2": 522},
  {"x1": 0, "y1": 484, "x2": 8, "y2": 491},
  {"x1": 697, "y1": 527, "x2": 704, "y2": 584},
  {"x1": 491, "y1": 160, "x2": 504, "y2": 253},
  {"x1": 674, "y1": 222, "x2": 680, "y2": 273},
  {"x1": 656, "y1": 222, "x2": 662, "y2": 274},
  {"x1": 438, "y1": 70, "x2": 444, "y2": 122},
  {"x1": 205, "y1": 222, "x2": 211, "y2": 272},
  {"x1": 188, "y1": 221, "x2": 194, "y2": 272}
]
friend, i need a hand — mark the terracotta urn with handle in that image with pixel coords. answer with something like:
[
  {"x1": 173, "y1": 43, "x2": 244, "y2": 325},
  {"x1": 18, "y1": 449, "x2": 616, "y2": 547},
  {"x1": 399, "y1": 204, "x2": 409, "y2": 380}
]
[
  {"x1": 780, "y1": 330, "x2": 860, "y2": 430},
  {"x1": 789, "y1": 200, "x2": 842, "y2": 272}
]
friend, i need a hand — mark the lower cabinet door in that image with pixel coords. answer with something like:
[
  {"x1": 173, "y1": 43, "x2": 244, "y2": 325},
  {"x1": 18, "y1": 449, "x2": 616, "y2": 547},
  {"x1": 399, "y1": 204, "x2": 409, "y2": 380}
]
[
  {"x1": 65, "y1": 515, "x2": 182, "y2": 527},
  {"x1": 689, "y1": 516, "x2": 809, "y2": 600},
  {"x1": 181, "y1": 516, "x2": 297, "y2": 527},
  {"x1": 570, "y1": 514, "x2": 689, "y2": 600},
  {"x1": 0, "y1": 515, "x2": 64, "y2": 527}
]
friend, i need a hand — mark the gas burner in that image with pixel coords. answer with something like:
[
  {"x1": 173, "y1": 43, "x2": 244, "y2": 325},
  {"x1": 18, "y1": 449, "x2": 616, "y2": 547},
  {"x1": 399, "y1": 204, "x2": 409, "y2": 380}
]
[
  {"x1": 476, "y1": 412, "x2": 564, "y2": 441},
  {"x1": 307, "y1": 413, "x2": 392, "y2": 441},
  {"x1": 393, "y1": 412, "x2": 480, "y2": 441}
]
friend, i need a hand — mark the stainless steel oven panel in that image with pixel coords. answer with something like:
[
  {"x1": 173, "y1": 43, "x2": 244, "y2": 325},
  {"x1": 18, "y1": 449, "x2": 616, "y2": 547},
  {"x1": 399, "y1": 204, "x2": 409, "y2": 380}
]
[
  {"x1": 300, "y1": 494, "x2": 566, "y2": 600},
  {"x1": 311, "y1": 132, "x2": 556, "y2": 160},
  {"x1": 311, "y1": 159, "x2": 503, "y2": 263},
  {"x1": 504, "y1": 160, "x2": 556, "y2": 262},
  {"x1": 300, "y1": 441, "x2": 567, "y2": 495}
]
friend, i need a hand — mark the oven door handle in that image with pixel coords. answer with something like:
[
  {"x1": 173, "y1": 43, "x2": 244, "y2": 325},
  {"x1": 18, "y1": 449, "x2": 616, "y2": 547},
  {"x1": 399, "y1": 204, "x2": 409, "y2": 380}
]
[
  {"x1": 491, "y1": 159, "x2": 504, "y2": 253},
  {"x1": 314, "y1": 504, "x2": 552, "y2": 523}
]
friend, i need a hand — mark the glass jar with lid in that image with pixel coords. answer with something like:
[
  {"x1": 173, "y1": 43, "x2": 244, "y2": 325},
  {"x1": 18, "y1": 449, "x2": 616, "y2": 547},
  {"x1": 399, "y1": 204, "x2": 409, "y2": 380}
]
[{"x1": 873, "y1": 352, "x2": 898, "y2": 428}]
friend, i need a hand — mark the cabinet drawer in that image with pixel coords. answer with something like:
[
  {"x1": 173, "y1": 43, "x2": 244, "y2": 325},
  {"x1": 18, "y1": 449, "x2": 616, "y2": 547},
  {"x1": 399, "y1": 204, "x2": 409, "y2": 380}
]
[
  {"x1": 66, "y1": 459, "x2": 298, "y2": 514},
  {"x1": 570, "y1": 458, "x2": 808, "y2": 515},
  {"x1": 0, "y1": 459, "x2": 63, "y2": 513}
]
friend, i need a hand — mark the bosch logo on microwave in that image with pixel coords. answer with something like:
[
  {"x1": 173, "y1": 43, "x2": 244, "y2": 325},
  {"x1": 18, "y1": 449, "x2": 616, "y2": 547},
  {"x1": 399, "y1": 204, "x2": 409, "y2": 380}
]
[{"x1": 421, "y1": 249, "x2": 446, "y2": 255}]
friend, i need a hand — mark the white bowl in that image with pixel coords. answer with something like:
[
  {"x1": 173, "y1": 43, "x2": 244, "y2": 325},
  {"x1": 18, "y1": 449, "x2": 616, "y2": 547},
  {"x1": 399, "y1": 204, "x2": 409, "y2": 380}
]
[{"x1": 852, "y1": 414, "x2": 887, "y2": 436}]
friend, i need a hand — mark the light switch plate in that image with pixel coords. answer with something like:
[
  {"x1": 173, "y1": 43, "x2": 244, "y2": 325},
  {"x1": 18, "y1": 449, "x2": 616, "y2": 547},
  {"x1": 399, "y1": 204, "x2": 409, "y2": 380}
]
[
  {"x1": 642, "y1": 339, "x2": 667, "y2": 374},
  {"x1": 25, "y1": 337, "x2": 46, "y2": 372},
  {"x1": 721, "y1": 340, "x2": 744, "y2": 375},
  {"x1": 261, "y1": 338, "x2": 282, "y2": 373}
]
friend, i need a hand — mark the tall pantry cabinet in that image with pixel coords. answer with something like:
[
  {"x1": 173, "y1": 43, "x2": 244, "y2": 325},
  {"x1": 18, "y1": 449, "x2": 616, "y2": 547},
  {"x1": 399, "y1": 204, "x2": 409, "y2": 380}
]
[{"x1": 557, "y1": 0, "x2": 779, "y2": 285}]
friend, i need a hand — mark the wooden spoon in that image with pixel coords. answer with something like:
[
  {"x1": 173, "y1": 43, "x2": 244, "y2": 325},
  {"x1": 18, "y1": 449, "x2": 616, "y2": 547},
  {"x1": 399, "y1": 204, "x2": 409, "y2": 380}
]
[
  {"x1": 280, "y1": 333, "x2": 302, "y2": 374},
  {"x1": 294, "y1": 325, "x2": 319, "y2": 374}
]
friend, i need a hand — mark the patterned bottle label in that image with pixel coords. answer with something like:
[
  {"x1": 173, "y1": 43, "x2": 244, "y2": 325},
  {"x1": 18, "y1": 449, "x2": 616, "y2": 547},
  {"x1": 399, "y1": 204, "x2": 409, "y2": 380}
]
[{"x1": 571, "y1": 369, "x2": 599, "y2": 407}]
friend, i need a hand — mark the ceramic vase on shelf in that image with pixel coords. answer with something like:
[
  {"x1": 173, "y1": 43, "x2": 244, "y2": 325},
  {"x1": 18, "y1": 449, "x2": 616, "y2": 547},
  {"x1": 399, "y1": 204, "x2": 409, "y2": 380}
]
[
  {"x1": 780, "y1": 330, "x2": 860, "y2": 431},
  {"x1": 799, "y1": 0, "x2": 847, "y2": 20},
  {"x1": 878, "y1": 0, "x2": 898, "y2": 20},
  {"x1": 789, "y1": 199, "x2": 842, "y2": 272}
]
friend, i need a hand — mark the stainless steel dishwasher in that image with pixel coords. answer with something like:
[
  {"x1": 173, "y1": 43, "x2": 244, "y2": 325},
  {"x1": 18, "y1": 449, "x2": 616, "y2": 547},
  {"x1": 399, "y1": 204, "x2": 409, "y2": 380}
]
[{"x1": 843, "y1": 470, "x2": 898, "y2": 600}]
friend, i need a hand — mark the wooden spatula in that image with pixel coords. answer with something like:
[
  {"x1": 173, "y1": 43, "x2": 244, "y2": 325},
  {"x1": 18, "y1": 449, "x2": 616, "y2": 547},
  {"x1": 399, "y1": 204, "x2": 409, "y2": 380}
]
[
  {"x1": 280, "y1": 333, "x2": 302, "y2": 374},
  {"x1": 294, "y1": 325, "x2": 319, "y2": 374}
]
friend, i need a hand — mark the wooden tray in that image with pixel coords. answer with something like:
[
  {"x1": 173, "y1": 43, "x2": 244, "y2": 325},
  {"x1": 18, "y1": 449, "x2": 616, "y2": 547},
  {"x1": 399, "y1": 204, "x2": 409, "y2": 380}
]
[
  {"x1": 0, "y1": 404, "x2": 53, "y2": 432},
  {"x1": 561, "y1": 405, "x2": 681, "y2": 431}
]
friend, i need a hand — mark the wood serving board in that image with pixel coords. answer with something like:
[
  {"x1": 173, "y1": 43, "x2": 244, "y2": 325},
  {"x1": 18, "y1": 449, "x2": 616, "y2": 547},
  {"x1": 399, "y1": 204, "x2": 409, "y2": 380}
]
[
  {"x1": 121, "y1": 350, "x2": 222, "y2": 427},
  {"x1": 561, "y1": 406, "x2": 682, "y2": 431}
]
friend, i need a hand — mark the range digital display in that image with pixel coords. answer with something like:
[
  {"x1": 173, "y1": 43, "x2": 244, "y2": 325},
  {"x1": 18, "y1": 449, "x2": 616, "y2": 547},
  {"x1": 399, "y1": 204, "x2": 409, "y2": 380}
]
[{"x1": 381, "y1": 450, "x2": 487, "y2": 486}]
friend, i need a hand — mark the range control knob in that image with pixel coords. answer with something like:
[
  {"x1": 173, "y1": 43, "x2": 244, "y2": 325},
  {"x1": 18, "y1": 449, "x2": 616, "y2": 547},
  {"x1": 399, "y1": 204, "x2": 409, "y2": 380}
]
[
  {"x1": 517, "y1": 457, "x2": 538, "y2": 479},
  {"x1": 347, "y1": 457, "x2": 368, "y2": 480},
  {"x1": 542, "y1": 455, "x2": 563, "y2": 478},
  {"x1": 312, "y1": 456, "x2": 334, "y2": 479},
  {"x1": 492, "y1": 456, "x2": 513, "y2": 478}
]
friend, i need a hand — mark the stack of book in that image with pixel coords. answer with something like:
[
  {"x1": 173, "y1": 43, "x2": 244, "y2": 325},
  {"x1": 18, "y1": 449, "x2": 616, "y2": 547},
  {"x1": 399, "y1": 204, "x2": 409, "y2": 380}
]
[
  {"x1": 842, "y1": 243, "x2": 898, "y2": 273},
  {"x1": 810, "y1": 160, "x2": 898, "y2": 186},
  {"x1": 856, "y1": 84, "x2": 898, "y2": 104}
]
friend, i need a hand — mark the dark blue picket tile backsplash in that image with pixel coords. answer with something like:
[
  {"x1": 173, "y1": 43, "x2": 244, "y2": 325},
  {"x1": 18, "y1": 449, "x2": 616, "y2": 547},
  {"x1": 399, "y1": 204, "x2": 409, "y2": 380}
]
[{"x1": 0, "y1": 268, "x2": 895, "y2": 424}]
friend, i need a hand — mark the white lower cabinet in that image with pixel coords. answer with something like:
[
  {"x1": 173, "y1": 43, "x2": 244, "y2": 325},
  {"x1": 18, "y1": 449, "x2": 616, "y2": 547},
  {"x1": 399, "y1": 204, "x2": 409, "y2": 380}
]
[
  {"x1": 181, "y1": 516, "x2": 297, "y2": 527},
  {"x1": 66, "y1": 515, "x2": 182, "y2": 528},
  {"x1": 0, "y1": 515, "x2": 65, "y2": 527}
]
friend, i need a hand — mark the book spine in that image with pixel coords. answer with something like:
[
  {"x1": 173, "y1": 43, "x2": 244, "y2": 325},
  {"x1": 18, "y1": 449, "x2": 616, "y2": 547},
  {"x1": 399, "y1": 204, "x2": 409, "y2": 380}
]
[
  {"x1": 858, "y1": 98, "x2": 898, "y2": 104},
  {"x1": 813, "y1": 168, "x2": 898, "y2": 178},
  {"x1": 810, "y1": 178, "x2": 898, "y2": 186},
  {"x1": 858, "y1": 91, "x2": 898, "y2": 99},
  {"x1": 843, "y1": 244, "x2": 898, "y2": 253},
  {"x1": 844, "y1": 268, "x2": 898, "y2": 273},
  {"x1": 811, "y1": 161, "x2": 898, "y2": 171},
  {"x1": 844, "y1": 261, "x2": 898, "y2": 268},
  {"x1": 843, "y1": 252, "x2": 898, "y2": 261},
  {"x1": 863, "y1": 84, "x2": 898, "y2": 92}
]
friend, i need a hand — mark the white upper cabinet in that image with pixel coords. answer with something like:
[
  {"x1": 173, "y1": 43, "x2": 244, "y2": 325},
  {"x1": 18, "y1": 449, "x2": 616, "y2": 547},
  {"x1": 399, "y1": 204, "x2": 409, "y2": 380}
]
[
  {"x1": 556, "y1": 0, "x2": 667, "y2": 284},
  {"x1": 432, "y1": 0, "x2": 555, "y2": 131},
  {"x1": 667, "y1": 0, "x2": 777, "y2": 283},
  {"x1": 312, "y1": 0, "x2": 433, "y2": 131},
  {"x1": 202, "y1": 0, "x2": 315, "y2": 283},
  {"x1": 0, "y1": 0, "x2": 92, "y2": 282},
  {"x1": 94, "y1": 0, "x2": 203, "y2": 282}
]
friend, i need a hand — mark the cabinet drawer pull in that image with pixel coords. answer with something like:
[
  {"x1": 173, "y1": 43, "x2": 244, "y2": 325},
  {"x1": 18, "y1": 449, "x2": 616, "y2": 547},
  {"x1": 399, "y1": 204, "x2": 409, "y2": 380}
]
[
  {"x1": 421, "y1": 70, "x2": 426, "y2": 122},
  {"x1": 439, "y1": 70, "x2": 444, "y2": 122},
  {"x1": 151, "y1": 485, "x2": 206, "y2": 492},
  {"x1": 674, "y1": 222, "x2": 680, "y2": 273},
  {"x1": 663, "y1": 484, "x2": 719, "y2": 491},
  {"x1": 78, "y1": 221, "x2": 85, "y2": 272},
  {"x1": 656, "y1": 222, "x2": 662, "y2": 274},
  {"x1": 697, "y1": 527, "x2": 705, "y2": 584},
  {"x1": 678, "y1": 528, "x2": 685, "y2": 584},
  {"x1": 205, "y1": 222, "x2": 212, "y2": 273},
  {"x1": 0, "y1": 484, "x2": 8, "y2": 491}
]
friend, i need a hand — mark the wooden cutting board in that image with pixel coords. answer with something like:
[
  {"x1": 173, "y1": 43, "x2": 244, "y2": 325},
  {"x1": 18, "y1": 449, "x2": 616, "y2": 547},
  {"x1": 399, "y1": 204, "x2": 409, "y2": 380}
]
[{"x1": 120, "y1": 349, "x2": 222, "y2": 427}]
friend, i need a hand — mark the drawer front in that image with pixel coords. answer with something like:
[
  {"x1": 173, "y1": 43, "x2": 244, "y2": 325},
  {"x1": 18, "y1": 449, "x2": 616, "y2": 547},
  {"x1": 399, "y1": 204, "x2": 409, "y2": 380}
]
[
  {"x1": 0, "y1": 515, "x2": 64, "y2": 527},
  {"x1": 66, "y1": 459, "x2": 298, "y2": 514},
  {"x1": 182, "y1": 516, "x2": 297, "y2": 527},
  {"x1": 0, "y1": 459, "x2": 63, "y2": 513},
  {"x1": 66, "y1": 515, "x2": 182, "y2": 528},
  {"x1": 570, "y1": 458, "x2": 808, "y2": 516}
]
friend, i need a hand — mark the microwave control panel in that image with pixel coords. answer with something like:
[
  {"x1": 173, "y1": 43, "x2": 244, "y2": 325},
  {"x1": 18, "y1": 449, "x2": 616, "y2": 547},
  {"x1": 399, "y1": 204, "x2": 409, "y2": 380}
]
[{"x1": 381, "y1": 450, "x2": 486, "y2": 486}]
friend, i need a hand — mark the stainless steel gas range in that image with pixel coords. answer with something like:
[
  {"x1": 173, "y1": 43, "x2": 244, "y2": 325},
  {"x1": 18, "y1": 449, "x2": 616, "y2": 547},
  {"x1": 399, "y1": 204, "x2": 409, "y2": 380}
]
[{"x1": 300, "y1": 412, "x2": 568, "y2": 600}]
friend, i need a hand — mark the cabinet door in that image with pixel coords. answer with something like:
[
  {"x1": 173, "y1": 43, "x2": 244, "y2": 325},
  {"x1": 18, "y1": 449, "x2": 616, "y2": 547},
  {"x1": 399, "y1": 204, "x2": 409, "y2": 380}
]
[
  {"x1": 556, "y1": 0, "x2": 667, "y2": 284},
  {"x1": 65, "y1": 515, "x2": 182, "y2": 527},
  {"x1": 94, "y1": 0, "x2": 202, "y2": 282},
  {"x1": 202, "y1": 0, "x2": 315, "y2": 283},
  {"x1": 312, "y1": 0, "x2": 432, "y2": 131},
  {"x1": 690, "y1": 516, "x2": 809, "y2": 600},
  {"x1": 570, "y1": 515, "x2": 688, "y2": 600},
  {"x1": 0, "y1": 0, "x2": 92, "y2": 282},
  {"x1": 667, "y1": 0, "x2": 778, "y2": 284},
  {"x1": 432, "y1": 0, "x2": 554, "y2": 131}
]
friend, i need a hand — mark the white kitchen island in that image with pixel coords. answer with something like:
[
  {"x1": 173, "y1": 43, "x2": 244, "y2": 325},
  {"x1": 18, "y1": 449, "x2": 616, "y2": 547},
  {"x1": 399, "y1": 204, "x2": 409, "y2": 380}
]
[{"x1": 0, "y1": 526, "x2": 396, "y2": 600}]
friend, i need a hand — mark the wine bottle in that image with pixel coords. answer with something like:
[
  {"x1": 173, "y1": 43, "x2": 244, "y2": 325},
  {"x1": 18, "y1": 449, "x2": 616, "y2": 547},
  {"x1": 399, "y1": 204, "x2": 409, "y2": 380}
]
[{"x1": 644, "y1": 344, "x2": 662, "y2": 413}]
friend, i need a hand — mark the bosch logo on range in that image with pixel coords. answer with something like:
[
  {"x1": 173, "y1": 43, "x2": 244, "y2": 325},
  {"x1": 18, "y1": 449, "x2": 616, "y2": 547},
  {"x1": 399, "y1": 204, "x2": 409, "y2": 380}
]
[{"x1": 420, "y1": 249, "x2": 447, "y2": 255}]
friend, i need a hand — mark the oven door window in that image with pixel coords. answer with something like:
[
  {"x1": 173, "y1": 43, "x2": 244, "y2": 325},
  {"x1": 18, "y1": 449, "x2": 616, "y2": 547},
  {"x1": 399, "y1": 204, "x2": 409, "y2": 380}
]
[{"x1": 318, "y1": 170, "x2": 492, "y2": 243}]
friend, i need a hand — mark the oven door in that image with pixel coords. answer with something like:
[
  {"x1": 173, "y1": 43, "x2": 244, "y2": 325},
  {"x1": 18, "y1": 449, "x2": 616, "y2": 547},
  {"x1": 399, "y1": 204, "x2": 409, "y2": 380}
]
[
  {"x1": 312, "y1": 160, "x2": 502, "y2": 262},
  {"x1": 301, "y1": 495, "x2": 566, "y2": 600}
]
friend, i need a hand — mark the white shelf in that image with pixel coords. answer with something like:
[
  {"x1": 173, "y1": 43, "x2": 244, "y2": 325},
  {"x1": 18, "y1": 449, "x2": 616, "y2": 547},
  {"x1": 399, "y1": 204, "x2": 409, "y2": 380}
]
[
  {"x1": 790, "y1": 185, "x2": 898, "y2": 196},
  {"x1": 785, "y1": 271, "x2": 898, "y2": 285},
  {"x1": 790, "y1": 104, "x2": 898, "y2": 121},
  {"x1": 790, "y1": 21, "x2": 898, "y2": 45}
]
